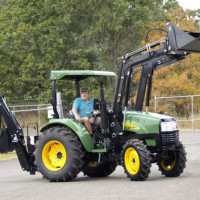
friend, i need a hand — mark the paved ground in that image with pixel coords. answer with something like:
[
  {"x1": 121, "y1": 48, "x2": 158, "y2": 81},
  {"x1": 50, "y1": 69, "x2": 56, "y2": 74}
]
[{"x1": 0, "y1": 144, "x2": 200, "y2": 200}]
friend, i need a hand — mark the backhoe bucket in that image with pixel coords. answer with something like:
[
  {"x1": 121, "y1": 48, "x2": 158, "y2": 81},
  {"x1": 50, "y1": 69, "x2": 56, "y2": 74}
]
[{"x1": 167, "y1": 23, "x2": 200, "y2": 53}]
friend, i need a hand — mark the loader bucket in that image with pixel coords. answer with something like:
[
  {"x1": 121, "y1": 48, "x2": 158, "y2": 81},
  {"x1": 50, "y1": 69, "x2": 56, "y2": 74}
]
[{"x1": 167, "y1": 23, "x2": 200, "y2": 53}]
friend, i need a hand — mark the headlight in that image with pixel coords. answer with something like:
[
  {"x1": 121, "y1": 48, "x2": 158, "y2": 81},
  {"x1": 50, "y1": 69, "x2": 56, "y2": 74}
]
[{"x1": 160, "y1": 121, "x2": 178, "y2": 132}]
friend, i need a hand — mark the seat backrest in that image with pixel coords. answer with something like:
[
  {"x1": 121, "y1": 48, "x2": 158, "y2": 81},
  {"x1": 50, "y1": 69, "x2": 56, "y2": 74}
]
[{"x1": 68, "y1": 110, "x2": 75, "y2": 119}]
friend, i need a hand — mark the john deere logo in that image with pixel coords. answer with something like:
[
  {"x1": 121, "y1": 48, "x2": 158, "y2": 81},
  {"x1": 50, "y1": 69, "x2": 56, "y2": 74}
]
[{"x1": 124, "y1": 122, "x2": 140, "y2": 130}]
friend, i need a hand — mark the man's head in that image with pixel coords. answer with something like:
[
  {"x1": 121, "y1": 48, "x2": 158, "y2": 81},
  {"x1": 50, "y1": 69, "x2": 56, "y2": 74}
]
[{"x1": 80, "y1": 88, "x2": 89, "y2": 100}]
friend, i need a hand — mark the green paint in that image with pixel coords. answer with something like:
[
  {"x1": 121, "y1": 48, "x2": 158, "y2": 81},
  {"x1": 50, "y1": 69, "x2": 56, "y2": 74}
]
[
  {"x1": 41, "y1": 118, "x2": 95, "y2": 152},
  {"x1": 51, "y1": 70, "x2": 116, "y2": 80},
  {"x1": 124, "y1": 111, "x2": 173, "y2": 146}
]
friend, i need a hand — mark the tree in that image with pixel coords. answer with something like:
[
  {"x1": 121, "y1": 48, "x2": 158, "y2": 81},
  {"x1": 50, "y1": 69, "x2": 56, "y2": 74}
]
[
  {"x1": 0, "y1": 0, "x2": 164, "y2": 104},
  {"x1": 153, "y1": 1, "x2": 200, "y2": 97},
  {"x1": 149, "y1": 1, "x2": 200, "y2": 115}
]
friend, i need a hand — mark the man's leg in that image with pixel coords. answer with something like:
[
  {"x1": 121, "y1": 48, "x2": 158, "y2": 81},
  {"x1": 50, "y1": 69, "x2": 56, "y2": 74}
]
[
  {"x1": 81, "y1": 117, "x2": 93, "y2": 134},
  {"x1": 91, "y1": 117, "x2": 101, "y2": 125}
]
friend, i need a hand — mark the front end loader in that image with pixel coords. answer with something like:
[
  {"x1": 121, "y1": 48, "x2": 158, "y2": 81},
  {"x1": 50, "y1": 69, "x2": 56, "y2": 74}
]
[{"x1": 0, "y1": 22, "x2": 200, "y2": 181}]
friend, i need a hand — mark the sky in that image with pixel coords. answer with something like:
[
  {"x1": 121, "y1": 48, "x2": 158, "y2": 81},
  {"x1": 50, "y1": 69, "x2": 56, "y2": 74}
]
[{"x1": 177, "y1": 0, "x2": 200, "y2": 10}]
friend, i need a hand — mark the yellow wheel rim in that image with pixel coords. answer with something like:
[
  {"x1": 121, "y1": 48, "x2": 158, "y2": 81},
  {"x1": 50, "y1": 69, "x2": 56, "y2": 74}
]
[
  {"x1": 42, "y1": 140, "x2": 67, "y2": 171},
  {"x1": 160, "y1": 152, "x2": 176, "y2": 171},
  {"x1": 124, "y1": 147, "x2": 140, "y2": 175}
]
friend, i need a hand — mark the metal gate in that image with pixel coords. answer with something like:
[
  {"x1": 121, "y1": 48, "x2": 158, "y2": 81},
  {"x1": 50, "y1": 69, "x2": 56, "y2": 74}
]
[{"x1": 154, "y1": 95, "x2": 200, "y2": 144}]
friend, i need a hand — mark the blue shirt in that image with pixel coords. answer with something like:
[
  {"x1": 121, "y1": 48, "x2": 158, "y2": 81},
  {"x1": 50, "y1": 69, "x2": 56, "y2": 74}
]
[{"x1": 72, "y1": 97, "x2": 93, "y2": 118}]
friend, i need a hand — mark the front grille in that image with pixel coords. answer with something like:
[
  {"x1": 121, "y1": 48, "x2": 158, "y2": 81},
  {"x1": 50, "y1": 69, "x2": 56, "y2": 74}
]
[{"x1": 160, "y1": 131, "x2": 179, "y2": 146}]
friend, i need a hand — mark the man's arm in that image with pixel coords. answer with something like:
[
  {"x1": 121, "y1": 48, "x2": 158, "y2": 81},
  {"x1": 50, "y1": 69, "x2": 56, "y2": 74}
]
[
  {"x1": 72, "y1": 108, "x2": 82, "y2": 122},
  {"x1": 72, "y1": 98, "x2": 82, "y2": 122}
]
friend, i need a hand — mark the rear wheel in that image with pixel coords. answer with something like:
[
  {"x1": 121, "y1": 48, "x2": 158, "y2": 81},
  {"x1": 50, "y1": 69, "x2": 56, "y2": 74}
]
[
  {"x1": 36, "y1": 127, "x2": 84, "y2": 182},
  {"x1": 157, "y1": 143, "x2": 187, "y2": 177},
  {"x1": 121, "y1": 139, "x2": 151, "y2": 181}
]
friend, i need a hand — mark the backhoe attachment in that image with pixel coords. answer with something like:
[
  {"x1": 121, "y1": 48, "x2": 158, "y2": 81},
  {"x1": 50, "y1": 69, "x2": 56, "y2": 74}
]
[{"x1": 0, "y1": 94, "x2": 37, "y2": 174}]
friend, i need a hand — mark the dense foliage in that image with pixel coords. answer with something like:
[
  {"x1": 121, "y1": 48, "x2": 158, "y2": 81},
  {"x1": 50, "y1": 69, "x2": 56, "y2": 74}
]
[{"x1": 0, "y1": 0, "x2": 199, "y2": 106}]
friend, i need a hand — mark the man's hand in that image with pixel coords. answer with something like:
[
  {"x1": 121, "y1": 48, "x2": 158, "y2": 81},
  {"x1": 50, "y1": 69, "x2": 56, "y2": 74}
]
[
  {"x1": 76, "y1": 116, "x2": 82, "y2": 122},
  {"x1": 72, "y1": 109, "x2": 82, "y2": 122}
]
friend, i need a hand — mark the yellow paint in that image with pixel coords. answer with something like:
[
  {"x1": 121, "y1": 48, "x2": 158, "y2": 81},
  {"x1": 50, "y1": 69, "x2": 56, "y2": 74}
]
[
  {"x1": 42, "y1": 140, "x2": 67, "y2": 171},
  {"x1": 124, "y1": 122, "x2": 140, "y2": 130},
  {"x1": 124, "y1": 147, "x2": 140, "y2": 175}
]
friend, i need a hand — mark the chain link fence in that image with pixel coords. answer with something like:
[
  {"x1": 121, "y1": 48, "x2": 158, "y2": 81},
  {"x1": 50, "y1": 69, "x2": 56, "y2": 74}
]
[
  {"x1": 154, "y1": 95, "x2": 200, "y2": 144},
  {"x1": 9, "y1": 104, "x2": 51, "y2": 136},
  {"x1": 7, "y1": 95, "x2": 200, "y2": 143}
]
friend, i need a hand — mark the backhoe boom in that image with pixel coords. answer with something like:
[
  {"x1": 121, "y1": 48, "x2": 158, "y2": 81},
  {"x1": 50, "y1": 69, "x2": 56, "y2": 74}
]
[{"x1": 0, "y1": 94, "x2": 36, "y2": 174}]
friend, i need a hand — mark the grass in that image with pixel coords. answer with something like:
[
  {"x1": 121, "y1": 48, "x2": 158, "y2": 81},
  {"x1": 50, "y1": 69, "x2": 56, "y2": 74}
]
[{"x1": 0, "y1": 152, "x2": 17, "y2": 161}]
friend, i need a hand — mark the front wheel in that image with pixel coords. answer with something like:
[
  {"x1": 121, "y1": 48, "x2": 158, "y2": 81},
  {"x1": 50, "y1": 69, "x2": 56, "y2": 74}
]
[
  {"x1": 36, "y1": 127, "x2": 84, "y2": 182},
  {"x1": 157, "y1": 143, "x2": 187, "y2": 177},
  {"x1": 121, "y1": 139, "x2": 151, "y2": 181}
]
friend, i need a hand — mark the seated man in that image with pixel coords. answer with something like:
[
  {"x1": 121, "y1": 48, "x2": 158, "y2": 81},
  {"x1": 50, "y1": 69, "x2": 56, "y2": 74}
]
[{"x1": 72, "y1": 88, "x2": 95, "y2": 135}]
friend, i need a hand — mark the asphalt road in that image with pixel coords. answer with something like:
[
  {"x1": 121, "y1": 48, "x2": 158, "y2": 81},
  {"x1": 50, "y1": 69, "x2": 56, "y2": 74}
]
[{"x1": 0, "y1": 144, "x2": 200, "y2": 200}]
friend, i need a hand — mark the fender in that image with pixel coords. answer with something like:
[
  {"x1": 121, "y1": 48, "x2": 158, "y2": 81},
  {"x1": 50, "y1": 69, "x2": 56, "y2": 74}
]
[{"x1": 40, "y1": 118, "x2": 94, "y2": 152}]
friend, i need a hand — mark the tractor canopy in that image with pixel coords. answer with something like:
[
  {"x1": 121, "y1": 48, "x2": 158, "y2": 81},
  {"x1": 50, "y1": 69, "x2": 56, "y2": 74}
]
[
  {"x1": 50, "y1": 70, "x2": 116, "y2": 119},
  {"x1": 51, "y1": 70, "x2": 116, "y2": 81}
]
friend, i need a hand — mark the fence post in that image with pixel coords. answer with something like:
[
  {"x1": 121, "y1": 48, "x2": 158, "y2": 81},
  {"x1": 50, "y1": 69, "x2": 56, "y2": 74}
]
[
  {"x1": 154, "y1": 94, "x2": 157, "y2": 113},
  {"x1": 38, "y1": 105, "x2": 40, "y2": 128},
  {"x1": 57, "y1": 92, "x2": 64, "y2": 118},
  {"x1": 13, "y1": 106, "x2": 15, "y2": 116},
  {"x1": 191, "y1": 95, "x2": 194, "y2": 142}
]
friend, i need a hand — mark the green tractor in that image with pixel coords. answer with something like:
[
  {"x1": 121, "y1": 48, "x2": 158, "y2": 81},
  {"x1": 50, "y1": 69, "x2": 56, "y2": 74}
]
[
  {"x1": 1, "y1": 22, "x2": 200, "y2": 181},
  {"x1": 36, "y1": 68, "x2": 184, "y2": 182}
]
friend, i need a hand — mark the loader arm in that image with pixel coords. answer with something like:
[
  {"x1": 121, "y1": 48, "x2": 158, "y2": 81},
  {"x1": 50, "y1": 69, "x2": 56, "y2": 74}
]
[
  {"x1": 0, "y1": 94, "x2": 36, "y2": 174},
  {"x1": 113, "y1": 23, "x2": 200, "y2": 122}
]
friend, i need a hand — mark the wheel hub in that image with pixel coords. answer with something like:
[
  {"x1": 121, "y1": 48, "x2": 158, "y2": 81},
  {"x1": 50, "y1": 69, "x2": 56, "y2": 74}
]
[
  {"x1": 42, "y1": 140, "x2": 67, "y2": 171},
  {"x1": 160, "y1": 151, "x2": 176, "y2": 171},
  {"x1": 57, "y1": 152, "x2": 62, "y2": 159},
  {"x1": 124, "y1": 147, "x2": 140, "y2": 175}
]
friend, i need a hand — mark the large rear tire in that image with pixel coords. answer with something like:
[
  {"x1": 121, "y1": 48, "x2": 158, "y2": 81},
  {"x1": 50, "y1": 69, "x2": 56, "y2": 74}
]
[
  {"x1": 157, "y1": 143, "x2": 187, "y2": 177},
  {"x1": 36, "y1": 127, "x2": 84, "y2": 182},
  {"x1": 121, "y1": 139, "x2": 151, "y2": 181}
]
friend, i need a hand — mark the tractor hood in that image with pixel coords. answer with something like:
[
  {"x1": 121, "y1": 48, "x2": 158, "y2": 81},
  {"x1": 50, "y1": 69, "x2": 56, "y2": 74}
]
[{"x1": 123, "y1": 111, "x2": 176, "y2": 134}]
